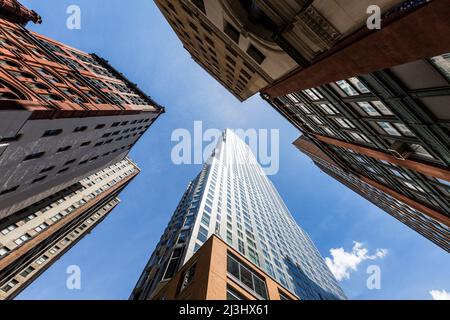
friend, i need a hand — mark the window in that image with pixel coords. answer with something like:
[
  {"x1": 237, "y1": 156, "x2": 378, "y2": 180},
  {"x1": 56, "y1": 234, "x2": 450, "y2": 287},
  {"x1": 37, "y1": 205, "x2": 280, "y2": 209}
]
[
  {"x1": 357, "y1": 101, "x2": 380, "y2": 116},
  {"x1": 24, "y1": 152, "x2": 45, "y2": 161},
  {"x1": 163, "y1": 248, "x2": 183, "y2": 280},
  {"x1": 279, "y1": 290, "x2": 292, "y2": 300},
  {"x1": 349, "y1": 132, "x2": 371, "y2": 144},
  {"x1": 14, "y1": 234, "x2": 30, "y2": 246},
  {"x1": 40, "y1": 166, "x2": 55, "y2": 173},
  {"x1": 298, "y1": 104, "x2": 311, "y2": 114},
  {"x1": 64, "y1": 159, "x2": 76, "y2": 166},
  {"x1": 227, "y1": 286, "x2": 247, "y2": 300},
  {"x1": 95, "y1": 124, "x2": 106, "y2": 129},
  {"x1": 371, "y1": 101, "x2": 393, "y2": 115},
  {"x1": 238, "y1": 239, "x2": 245, "y2": 255},
  {"x1": 319, "y1": 104, "x2": 339, "y2": 115},
  {"x1": 248, "y1": 247, "x2": 260, "y2": 266},
  {"x1": 336, "y1": 80, "x2": 359, "y2": 96},
  {"x1": 226, "y1": 230, "x2": 233, "y2": 245},
  {"x1": 32, "y1": 176, "x2": 47, "y2": 183},
  {"x1": 20, "y1": 266, "x2": 35, "y2": 278},
  {"x1": 430, "y1": 53, "x2": 450, "y2": 81},
  {"x1": 0, "y1": 185, "x2": 19, "y2": 195},
  {"x1": 179, "y1": 263, "x2": 196, "y2": 293},
  {"x1": 42, "y1": 129, "x2": 62, "y2": 137},
  {"x1": 197, "y1": 225, "x2": 209, "y2": 243},
  {"x1": 177, "y1": 230, "x2": 189, "y2": 244},
  {"x1": 57, "y1": 168, "x2": 69, "y2": 174},
  {"x1": 409, "y1": 144, "x2": 434, "y2": 159},
  {"x1": 403, "y1": 180, "x2": 425, "y2": 193},
  {"x1": 348, "y1": 77, "x2": 370, "y2": 93},
  {"x1": 377, "y1": 122, "x2": 401, "y2": 136},
  {"x1": 323, "y1": 127, "x2": 336, "y2": 136},
  {"x1": 435, "y1": 177, "x2": 450, "y2": 188},
  {"x1": 192, "y1": 0, "x2": 205, "y2": 13},
  {"x1": 57, "y1": 146, "x2": 71, "y2": 153},
  {"x1": 35, "y1": 255, "x2": 49, "y2": 265},
  {"x1": 286, "y1": 93, "x2": 299, "y2": 103},
  {"x1": 80, "y1": 141, "x2": 91, "y2": 147},
  {"x1": 394, "y1": 123, "x2": 415, "y2": 137},
  {"x1": 246, "y1": 45, "x2": 265, "y2": 64},
  {"x1": 1, "y1": 225, "x2": 16, "y2": 235},
  {"x1": 0, "y1": 247, "x2": 10, "y2": 257},
  {"x1": 1, "y1": 279, "x2": 18, "y2": 292},
  {"x1": 201, "y1": 213, "x2": 211, "y2": 227},
  {"x1": 227, "y1": 253, "x2": 268, "y2": 299},
  {"x1": 24, "y1": 214, "x2": 36, "y2": 222},
  {"x1": 34, "y1": 223, "x2": 48, "y2": 233},
  {"x1": 184, "y1": 215, "x2": 195, "y2": 227},
  {"x1": 224, "y1": 22, "x2": 240, "y2": 44},
  {"x1": 311, "y1": 116, "x2": 323, "y2": 125},
  {"x1": 73, "y1": 126, "x2": 87, "y2": 132},
  {"x1": 335, "y1": 118, "x2": 355, "y2": 129},
  {"x1": 303, "y1": 88, "x2": 323, "y2": 101}
]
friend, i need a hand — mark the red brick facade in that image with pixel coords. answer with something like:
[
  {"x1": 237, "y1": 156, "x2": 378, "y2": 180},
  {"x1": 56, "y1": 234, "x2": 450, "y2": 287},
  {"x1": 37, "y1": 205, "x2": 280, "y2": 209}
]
[{"x1": 0, "y1": 18, "x2": 163, "y2": 120}]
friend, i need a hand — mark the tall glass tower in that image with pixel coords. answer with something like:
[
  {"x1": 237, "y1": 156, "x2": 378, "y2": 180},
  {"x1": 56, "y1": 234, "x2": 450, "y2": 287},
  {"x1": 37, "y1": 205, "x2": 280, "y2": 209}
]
[{"x1": 131, "y1": 129, "x2": 346, "y2": 300}]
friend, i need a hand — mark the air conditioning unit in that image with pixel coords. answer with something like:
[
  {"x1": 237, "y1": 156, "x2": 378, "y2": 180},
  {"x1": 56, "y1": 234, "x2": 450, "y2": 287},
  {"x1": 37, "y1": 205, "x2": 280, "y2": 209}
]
[{"x1": 387, "y1": 141, "x2": 409, "y2": 160}]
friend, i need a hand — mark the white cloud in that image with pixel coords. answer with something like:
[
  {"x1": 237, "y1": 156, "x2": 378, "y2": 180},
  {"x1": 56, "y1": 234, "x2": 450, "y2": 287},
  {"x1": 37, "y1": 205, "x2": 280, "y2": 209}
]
[
  {"x1": 429, "y1": 289, "x2": 450, "y2": 300},
  {"x1": 325, "y1": 241, "x2": 388, "y2": 281}
]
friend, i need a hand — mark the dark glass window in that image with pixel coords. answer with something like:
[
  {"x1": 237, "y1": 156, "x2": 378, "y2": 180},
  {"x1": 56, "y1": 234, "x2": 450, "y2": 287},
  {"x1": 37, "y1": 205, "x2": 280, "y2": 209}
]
[
  {"x1": 73, "y1": 126, "x2": 87, "y2": 132},
  {"x1": 163, "y1": 248, "x2": 183, "y2": 280},
  {"x1": 179, "y1": 263, "x2": 197, "y2": 293},
  {"x1": 24, "y1": 152, "x2": 45, "y2": 161},
  {"x1": 246, "y1": 45, "x2": 265, "y2": 64},
  {"x1": 42, "y1": 129, "x2": 62, "y2": 137},
  {"x1": 40, "y1": 166, "x2": 55, "y2": 173},
  {"x1": 32, "y1": 176, "x2": 47, "y2": 183},
  {"x1": 0, "y1": 185, "x2": 19, "y2": 195},
  {"x1": 226, "y1": 253, "x2": 268, "y2": 299},
  {"x1": 279, "y1": 290, "x2": 292, "y2": 300},
  {"x1": 227, "y1": 286, "x2": 247, "y2": 300},
  {"x1": 227, "y1": 255, "x2": 240, "y2": 279},
  {"x1": 177, "y1": 230, "x2": 189, "y2": 244},
  {"x1": 64, "y1": 159, "x2": 76, "y2": 166},
  {"x1": 57, "y1": 146, "x2": 71, "y2": 153},
  {"x1": 224, "y1": 22, "x2": 240, "y2": 44},
  {"x1": 192, "y1": 0, "x2": 205, "y2": 13}
]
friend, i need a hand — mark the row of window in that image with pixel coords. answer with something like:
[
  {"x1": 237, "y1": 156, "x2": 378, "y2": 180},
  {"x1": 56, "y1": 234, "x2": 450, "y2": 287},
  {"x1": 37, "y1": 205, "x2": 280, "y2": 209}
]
[
  {"x1": 0, "y1": 201, "x2": 114, "y2": 294},
  {"x1": 0, "y1": 164, "x2": 134, "y2": 258}
]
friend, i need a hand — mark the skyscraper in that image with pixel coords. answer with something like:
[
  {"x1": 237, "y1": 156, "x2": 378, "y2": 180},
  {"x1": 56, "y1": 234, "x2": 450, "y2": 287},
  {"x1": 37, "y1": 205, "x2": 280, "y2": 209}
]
[
  {"x1": 265, "y1": 54, "x2": 450, "y2": 251},
  {"x1": 154, "y1": 0, "x2": 444, "y2": 101},
  {"x1": 131, "y1": 130, "x2": 346, "y2": 300},
  {"x1": 294, "y1": 136, "x2": 450, "y2": 252},
  {"x1": 0, "y1": 1, "x2": 164, "y2": 220},
  {"x1": 0, "y1": 1, "x2": 165, "y2": 298},
  {"x1": 0, "y1": 158, "x2": 140, "y2": 299}
]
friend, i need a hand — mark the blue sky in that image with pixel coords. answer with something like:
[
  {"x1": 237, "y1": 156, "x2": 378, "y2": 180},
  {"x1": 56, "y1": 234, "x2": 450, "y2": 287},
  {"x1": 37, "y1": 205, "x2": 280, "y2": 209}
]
[{"x1": 16, "y1": 0, "x2": 450, "y2": 300}]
